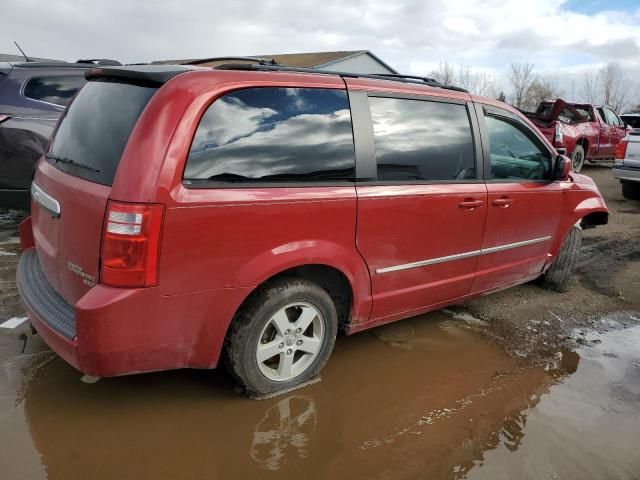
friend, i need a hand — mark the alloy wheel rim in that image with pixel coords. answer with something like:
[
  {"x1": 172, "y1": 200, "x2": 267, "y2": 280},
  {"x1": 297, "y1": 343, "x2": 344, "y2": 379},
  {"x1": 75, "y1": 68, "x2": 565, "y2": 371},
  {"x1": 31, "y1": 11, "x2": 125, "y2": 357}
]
[{"x1": 256, "y1": 302, "x2": 325, "y2": 382}]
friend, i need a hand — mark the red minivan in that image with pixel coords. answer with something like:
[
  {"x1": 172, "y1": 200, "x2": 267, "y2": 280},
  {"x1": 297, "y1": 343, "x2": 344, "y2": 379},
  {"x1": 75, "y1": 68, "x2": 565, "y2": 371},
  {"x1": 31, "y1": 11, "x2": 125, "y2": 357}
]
[{"x1": 17, "y1": 63, "x2": 608, "y2": 396}]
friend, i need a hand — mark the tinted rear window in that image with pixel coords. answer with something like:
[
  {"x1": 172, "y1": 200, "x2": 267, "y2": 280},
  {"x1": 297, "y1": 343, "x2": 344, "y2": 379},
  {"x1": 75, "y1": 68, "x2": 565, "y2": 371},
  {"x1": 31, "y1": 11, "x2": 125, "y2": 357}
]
[
  {"x1": 183, "y1": 87, "x2": 355, "y2": 184},
  {"x1": 23, "y1": 75, "x2": 86, "y2": 107},
  {"x1": 48, "y1": 80, "x2": 156, "y2": 185},
  {"x1": 622, "y1": 116, "x2": 640, "y2": 129}
]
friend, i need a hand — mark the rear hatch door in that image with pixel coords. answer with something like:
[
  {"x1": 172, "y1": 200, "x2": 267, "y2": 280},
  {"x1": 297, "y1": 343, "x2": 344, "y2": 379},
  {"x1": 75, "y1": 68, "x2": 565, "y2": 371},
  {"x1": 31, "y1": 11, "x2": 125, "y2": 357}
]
[{"x1": 31, "y1": 79, "x2": 157, "y2": 305}]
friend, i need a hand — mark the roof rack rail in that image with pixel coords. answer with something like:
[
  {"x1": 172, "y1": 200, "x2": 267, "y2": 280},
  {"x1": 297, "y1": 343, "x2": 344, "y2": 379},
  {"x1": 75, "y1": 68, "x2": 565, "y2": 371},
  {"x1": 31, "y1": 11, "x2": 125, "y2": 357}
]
[
  {"x1": 76, "y1": 59, "x2": 122, "y2": 66},
  {"x1": 371, "y1": 73, "x2": 439, "y2": 83},
  {"x1": 185, "y1": 56, "x2": 280, "y2": 66},
  {"x1": 213, "y1": 63, "x2": 469, "y2": 93}
]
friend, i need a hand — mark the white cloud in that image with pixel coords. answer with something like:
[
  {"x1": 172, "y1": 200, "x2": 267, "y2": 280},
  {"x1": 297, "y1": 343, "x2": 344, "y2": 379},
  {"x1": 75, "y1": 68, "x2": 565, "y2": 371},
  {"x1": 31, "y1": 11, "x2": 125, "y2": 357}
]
[
  {"x1": 442, "y1": 16, "x2": 480, "y2": 36},
  {"x1": 1, "y1": 0, "x2": 638, "y2": 93}
]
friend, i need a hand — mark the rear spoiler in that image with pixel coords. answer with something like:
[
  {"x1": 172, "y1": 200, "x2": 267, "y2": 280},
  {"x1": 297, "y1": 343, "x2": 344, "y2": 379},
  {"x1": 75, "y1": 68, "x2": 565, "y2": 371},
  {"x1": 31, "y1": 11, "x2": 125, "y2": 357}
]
[{"x1": 85, "y1": 65, "x2": 194, "y2": 85}]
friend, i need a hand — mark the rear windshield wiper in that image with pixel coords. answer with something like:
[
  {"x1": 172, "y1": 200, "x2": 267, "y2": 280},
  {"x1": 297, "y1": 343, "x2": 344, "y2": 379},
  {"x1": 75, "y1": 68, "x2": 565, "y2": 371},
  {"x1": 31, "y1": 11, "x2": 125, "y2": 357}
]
[{"x1": 45, "y1": 153, "x2": 100, "y2": 173}]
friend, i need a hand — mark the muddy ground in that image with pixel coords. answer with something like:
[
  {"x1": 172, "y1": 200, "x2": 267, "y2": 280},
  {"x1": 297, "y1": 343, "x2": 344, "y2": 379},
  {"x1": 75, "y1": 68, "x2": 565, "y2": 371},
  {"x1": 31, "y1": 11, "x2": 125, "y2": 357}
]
[{"x1": 0, "y1": 166, "x2": 638, "y2": 479}]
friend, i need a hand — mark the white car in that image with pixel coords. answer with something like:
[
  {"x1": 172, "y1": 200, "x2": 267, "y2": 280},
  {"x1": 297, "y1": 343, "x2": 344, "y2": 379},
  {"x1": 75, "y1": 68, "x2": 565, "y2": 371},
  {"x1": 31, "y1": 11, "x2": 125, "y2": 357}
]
[{"x1": 614, "y1": 130, "x2": 640, "y2": 200}]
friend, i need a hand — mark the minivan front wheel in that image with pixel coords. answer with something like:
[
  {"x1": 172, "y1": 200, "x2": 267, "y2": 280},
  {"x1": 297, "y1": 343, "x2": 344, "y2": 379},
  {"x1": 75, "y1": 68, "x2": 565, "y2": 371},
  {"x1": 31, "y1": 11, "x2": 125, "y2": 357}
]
[
  {"x1": 540, "y1": 225, "x2": 582, "y2": 293},
  {"x1": 225, "y1": 278, "x2": 338, "y2": 396}
]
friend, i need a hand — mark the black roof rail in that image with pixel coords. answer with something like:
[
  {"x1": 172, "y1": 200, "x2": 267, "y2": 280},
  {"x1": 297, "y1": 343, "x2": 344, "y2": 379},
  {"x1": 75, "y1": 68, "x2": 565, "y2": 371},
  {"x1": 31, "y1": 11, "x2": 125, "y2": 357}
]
[
  {"x1": 185, "y1": 56, "x2": 280, "y2": 66},
  {"x1": 213, "y1": 63, "x2": 469, "y2": 93},
  {"x1": 76, "y1": 59, "x2": 122, "y2": 66}
]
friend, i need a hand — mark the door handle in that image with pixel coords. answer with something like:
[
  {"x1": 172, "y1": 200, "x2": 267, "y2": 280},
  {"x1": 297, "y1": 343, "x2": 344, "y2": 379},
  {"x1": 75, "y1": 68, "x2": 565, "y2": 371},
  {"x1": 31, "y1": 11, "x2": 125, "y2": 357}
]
[
  {"x1": 492, "y1": 197, "x2": 513, "y2": 208},
  {"x1": 458, "y1": 199, "x2": 484, "y2": 209}
]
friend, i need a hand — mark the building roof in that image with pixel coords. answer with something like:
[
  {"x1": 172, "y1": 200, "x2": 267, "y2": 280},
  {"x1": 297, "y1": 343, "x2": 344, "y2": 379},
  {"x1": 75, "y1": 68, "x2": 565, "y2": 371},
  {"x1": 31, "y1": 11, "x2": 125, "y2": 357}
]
[{"x1": 153, "y1": 50, "x2": 397, "y2": 73}]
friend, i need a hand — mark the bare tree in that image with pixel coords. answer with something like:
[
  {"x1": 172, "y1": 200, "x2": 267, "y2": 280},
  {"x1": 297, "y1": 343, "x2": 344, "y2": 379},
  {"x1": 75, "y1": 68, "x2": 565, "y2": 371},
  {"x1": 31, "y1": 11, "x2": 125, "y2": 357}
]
[
  {"x1": 428, "y1": 61, "x2": 456, "y2": 86},
  {"x1": 509, "y1": 62, "x2": 535, "y2": 110},
  {"x1": 457, "y1": 65, "x2": 497, "y2": 97},
  {"x1": 599, "y1": 63, "x2": 630, "y2": 113},
  {"x1": 582, "y1": 72, "x2": 598, "y2": 104},
  {"x1": 581, "y1": 63, "x2": 633, "y2": 113},
  {"x1": 522, "y1": 76, "x2": 564, "y2": 111}
]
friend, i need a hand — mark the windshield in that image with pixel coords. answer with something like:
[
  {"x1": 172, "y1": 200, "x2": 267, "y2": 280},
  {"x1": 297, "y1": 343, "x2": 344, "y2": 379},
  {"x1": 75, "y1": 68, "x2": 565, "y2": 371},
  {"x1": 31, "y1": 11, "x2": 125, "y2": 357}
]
[{"x1": 48, "y1": 80, "x2": 157, "y2": 185}]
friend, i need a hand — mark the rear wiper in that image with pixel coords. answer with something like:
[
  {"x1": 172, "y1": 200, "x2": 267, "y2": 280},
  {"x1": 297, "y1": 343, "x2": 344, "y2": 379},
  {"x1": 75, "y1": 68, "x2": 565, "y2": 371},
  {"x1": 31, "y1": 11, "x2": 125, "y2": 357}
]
[{"x1": 45, "y1": 153, "x2": 100, "y2": 173}]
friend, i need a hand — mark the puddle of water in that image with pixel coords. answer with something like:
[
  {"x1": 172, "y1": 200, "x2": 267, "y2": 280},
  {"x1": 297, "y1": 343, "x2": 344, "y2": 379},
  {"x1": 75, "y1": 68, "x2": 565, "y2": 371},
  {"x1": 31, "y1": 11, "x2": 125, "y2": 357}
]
[
  {"x1": 3, "y1": 311, "x2": 639, "y2": 479},
  {"x1": 467, "y1": 324, "x2": 640, "y2": 480}
]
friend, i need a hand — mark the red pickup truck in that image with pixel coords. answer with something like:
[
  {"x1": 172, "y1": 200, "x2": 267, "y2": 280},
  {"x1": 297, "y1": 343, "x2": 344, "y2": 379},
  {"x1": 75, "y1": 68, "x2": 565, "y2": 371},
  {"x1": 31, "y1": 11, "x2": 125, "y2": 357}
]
[{"x1": 524, "y1": 99, "x2": 628, "y2": 172}]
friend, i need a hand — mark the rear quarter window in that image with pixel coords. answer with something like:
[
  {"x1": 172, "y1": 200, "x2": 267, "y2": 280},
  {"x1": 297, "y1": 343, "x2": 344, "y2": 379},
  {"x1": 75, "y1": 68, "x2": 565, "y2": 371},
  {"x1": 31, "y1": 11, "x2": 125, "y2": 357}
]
[
  {"x1": 183, "y1": 87, "x2": 355, "y2": 184},
  {"x1": 23, "y1": 75, "x2": 86, "y2": 107}
]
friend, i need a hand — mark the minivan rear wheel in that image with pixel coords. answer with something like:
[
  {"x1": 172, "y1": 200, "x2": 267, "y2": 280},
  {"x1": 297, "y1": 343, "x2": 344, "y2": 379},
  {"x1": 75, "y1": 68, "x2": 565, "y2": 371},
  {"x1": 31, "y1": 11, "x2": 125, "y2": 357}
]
[
  {"x1": 225, "y1": 278, "x2": 338, "y2": 396},
  {"x1": 540, "y1": 225, "x2": 582, "y2": 293}
]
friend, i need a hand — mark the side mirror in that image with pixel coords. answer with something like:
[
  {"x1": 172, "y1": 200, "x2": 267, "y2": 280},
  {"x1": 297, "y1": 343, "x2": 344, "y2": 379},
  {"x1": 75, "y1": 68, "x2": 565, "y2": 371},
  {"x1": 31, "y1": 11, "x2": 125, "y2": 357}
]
[{"x1": 553, "y1": 154, "x2": 572, "y2": 180}]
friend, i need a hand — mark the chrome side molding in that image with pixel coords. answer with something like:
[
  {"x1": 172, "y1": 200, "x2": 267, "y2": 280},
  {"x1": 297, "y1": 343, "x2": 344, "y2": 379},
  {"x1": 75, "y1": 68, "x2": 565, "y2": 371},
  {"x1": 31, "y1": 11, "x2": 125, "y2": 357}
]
[
  {"x1": 376, "y1": 236, "x2": 552, "y2": 274},
  {"x1": 31, "y1": 182, "x2": 61, "y2": 218},
  {"x1": 376, "y1": 249, "x2": 482, "y2": 274}
]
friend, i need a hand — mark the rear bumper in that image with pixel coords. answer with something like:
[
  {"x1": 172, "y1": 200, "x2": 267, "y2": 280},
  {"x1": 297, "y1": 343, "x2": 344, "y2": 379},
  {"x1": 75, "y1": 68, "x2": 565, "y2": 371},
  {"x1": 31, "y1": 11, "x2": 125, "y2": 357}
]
[
  {"x1": 17, "y1": 249, "x2": 81, "y2": 370},
  {"x1": 0, "y1": 188, "x2": 30, "y2": 210},
  {"x1": 16, "y1": 248, "x2": 252, "y2": 377},
  {"x1": 613, "y1": 166, "x2": 640, "y2": 182}
]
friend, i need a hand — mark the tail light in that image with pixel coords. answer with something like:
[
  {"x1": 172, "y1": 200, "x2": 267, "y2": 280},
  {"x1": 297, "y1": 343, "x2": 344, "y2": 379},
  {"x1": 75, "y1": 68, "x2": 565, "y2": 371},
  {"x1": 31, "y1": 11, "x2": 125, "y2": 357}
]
[
  {"x1": 615, "y1": 139, "x2": 628, "y2": 161},
  {"x1": 554, "y1": 122, "x2": 564, "y2": 143},
  {"x1": 0, "y1": 114, "x2": 11, "y2": 124},
  {"x1": 101, "y1": 201, "x2": 164, "y2": 287}
]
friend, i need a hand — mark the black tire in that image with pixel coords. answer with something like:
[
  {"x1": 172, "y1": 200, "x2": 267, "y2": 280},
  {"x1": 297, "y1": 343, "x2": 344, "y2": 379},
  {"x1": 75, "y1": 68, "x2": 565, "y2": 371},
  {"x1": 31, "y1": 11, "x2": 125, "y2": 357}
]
[
  {"x1": 571, "y1": 145, "x2": 585, "y2": 172},
  {"x1": 225, "y1": 278, "x2": 338, "y2": 396},
  {"x1": 621, "y1": 181, "x2": 640, "y2": 200},
  {"x1": 541, "y1": 225, "x2": 582, "y2": 293}
]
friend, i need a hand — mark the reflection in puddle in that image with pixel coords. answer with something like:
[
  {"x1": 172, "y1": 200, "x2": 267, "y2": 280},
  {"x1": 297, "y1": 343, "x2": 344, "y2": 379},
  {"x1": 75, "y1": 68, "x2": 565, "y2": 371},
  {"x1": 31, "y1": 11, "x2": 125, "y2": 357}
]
[
  {"x1": 13, "y1": 311, "x2": 640, "y2": 479},
  {"x1": 251, "y1": 395, "x2": 318, "y2": 471}
]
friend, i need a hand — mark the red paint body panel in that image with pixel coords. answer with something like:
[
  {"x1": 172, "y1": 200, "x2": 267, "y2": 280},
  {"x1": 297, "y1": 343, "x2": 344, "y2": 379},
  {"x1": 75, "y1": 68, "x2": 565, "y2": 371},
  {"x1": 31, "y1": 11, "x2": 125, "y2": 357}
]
[
  {"x1": 160, "y1": 185, "x2": 372, "y2": 324},
  {"x1": 473, "y1": 181, "x2": 562, "y2": 292},
  {"x1": 32, "y1": 160, "x2": 110, "y2": 304},
  {"x1": 355, "y1": 184, "x2": 487, "y2": 320},
  {"x1": 19, "y1": 216, "x2": 34, "y2": 250},
  {"x1": 18, "y1": 69, "x2": 609, "y2": 378},
  {"x1": 73, "y1": 284, "x2": 252, "y2": 375}
]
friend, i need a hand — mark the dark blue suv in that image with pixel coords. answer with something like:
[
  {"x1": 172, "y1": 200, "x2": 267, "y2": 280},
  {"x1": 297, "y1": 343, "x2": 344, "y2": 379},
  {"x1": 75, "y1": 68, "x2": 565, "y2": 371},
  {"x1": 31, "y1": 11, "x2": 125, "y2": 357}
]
[{"x1": 0, "y1": 60, "x2": 117, "y2": 209}]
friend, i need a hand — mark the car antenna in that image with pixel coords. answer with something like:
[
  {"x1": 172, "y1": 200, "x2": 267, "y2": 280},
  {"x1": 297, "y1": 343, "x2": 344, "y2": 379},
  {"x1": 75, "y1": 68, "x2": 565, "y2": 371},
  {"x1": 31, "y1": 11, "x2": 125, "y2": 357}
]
[{"x1": 14, "y1": 41, "x2": 31, "y2": 62}]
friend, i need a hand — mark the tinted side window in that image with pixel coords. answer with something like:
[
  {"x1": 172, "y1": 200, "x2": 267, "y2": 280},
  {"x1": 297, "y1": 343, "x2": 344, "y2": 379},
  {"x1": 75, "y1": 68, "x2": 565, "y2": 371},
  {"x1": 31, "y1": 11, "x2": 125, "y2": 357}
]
[
  {"x1": 368, "y1": 97, "x2": 475, "y2": 181},
  {"x1": 485, "y1": 115, "x2": 551, "y2": 181},
  {"x1": 184, "y1": 88, "x2": 355, "y2": 183},
  {"x1": 23, "y1": 75, "x2": 86, "y2": 107}
]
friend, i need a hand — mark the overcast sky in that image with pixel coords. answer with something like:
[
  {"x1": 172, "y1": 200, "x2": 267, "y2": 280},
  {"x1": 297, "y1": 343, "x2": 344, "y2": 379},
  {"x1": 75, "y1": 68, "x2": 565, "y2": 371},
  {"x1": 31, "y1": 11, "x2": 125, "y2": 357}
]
[{"x1": 1, "y1": 0, "x2": 639, "y2": 90}]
